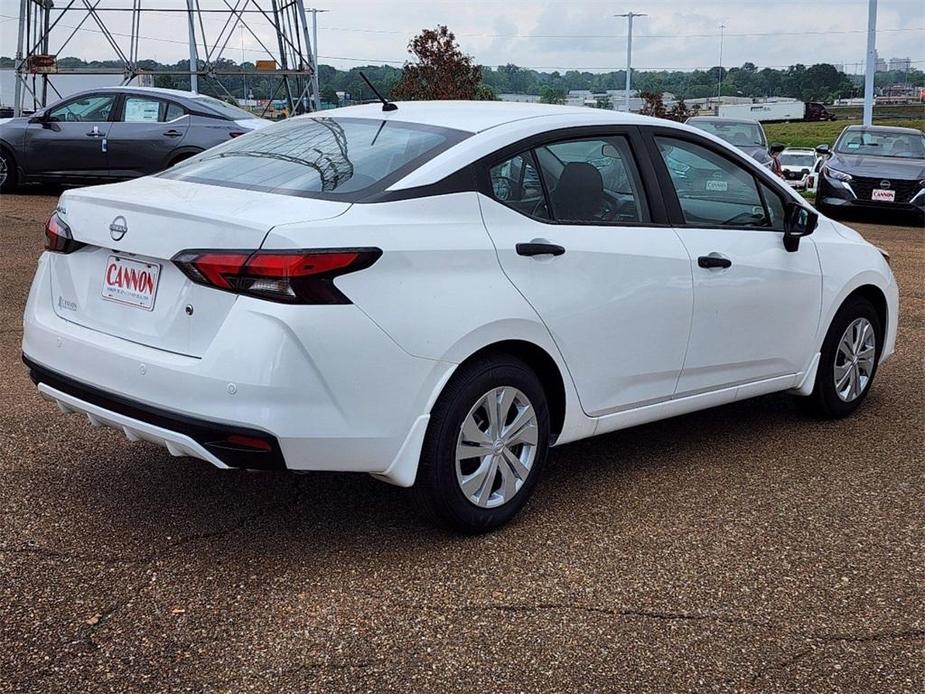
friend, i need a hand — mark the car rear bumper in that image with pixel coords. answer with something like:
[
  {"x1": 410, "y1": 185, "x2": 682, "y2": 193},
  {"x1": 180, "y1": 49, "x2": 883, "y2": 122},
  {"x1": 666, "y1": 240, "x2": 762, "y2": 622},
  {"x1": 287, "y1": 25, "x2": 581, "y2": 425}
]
[
  {"x1": 25, "y1": 356, "x2": 286, "y2": 470},
  {"x1": 22, "y1": 254, "x2": 453, "y2": 480}
]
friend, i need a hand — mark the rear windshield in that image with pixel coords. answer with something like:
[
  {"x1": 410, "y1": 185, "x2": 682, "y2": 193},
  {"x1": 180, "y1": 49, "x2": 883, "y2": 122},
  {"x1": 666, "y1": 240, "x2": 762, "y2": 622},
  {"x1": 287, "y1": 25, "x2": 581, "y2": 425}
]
[
  {"x1": 193, "y1": 94, "x2": 259, "y2": 120},
  {"x1": 780, "y1": 153, "x2": 816, "y2": 167},
  {"x1": 688, "y1": 120, "x2": 767, "y2": 148},
  {"x1": 160, "y1": 116, "x2": 470, "y2": 200},
  {"x1": 834, "y1": 129, "x2": 925, "y2": 159}
]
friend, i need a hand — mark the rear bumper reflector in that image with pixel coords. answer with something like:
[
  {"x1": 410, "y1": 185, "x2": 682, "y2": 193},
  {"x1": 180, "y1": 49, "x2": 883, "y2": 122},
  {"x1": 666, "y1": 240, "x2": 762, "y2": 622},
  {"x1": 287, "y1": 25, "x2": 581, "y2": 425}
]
[{"x1": 23, "y1": 355, "x2": 286, "y2": 471}]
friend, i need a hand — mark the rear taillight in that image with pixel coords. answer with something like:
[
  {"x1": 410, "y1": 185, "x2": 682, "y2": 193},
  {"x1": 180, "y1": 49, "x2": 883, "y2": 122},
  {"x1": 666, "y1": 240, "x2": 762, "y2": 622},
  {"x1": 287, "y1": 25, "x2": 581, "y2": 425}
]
[
  {"x1": 44, "y1": 212, "x2": 85, "y2": 254},
  {"x1": 172, "y1": 248, "x2": 382, "y2": 304}
]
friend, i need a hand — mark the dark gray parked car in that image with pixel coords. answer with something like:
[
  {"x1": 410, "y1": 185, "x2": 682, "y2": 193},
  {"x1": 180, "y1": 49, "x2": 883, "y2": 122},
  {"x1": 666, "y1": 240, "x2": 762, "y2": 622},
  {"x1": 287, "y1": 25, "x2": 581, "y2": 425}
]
[
  {"x1": 685, "y1": 116, "x2": 775, "y2": 169},
  {"x1": 0, "y1": 86, "x2": 269, "y2": 191},
  {"x1": 815, "y1": 125, "x2": 925, "y2": 218}
]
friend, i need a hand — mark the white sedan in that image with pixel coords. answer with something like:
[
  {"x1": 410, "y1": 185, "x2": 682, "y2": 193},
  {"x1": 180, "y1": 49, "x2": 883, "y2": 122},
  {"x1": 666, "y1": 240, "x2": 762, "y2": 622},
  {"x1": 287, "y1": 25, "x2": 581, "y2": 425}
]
[{"x1": 23, "y1": 102, "x2": 898, "y2": 532}]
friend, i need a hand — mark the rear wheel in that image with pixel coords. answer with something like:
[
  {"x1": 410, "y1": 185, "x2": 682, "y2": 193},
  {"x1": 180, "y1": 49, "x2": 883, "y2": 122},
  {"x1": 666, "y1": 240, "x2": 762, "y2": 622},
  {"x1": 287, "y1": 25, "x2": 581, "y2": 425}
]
[
  {"x1": 803, "y1": 297, "x2": 881, "y2": 418},
  {"x1": 414, "y1": 355, "x2": 549, "y2": 533},
  {"x1": 0, "y1": 148, "x2": 17, "y2": 193}
]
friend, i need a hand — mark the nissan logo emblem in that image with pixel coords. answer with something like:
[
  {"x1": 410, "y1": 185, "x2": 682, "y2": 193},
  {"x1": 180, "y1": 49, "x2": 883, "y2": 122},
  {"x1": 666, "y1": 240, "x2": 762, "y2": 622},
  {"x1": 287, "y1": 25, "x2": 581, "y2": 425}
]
[
  {"x1": 879, "y1": 180, "x2": 891, "y2": 189},
  {"x1": 109, "y1": 216, "x2": 128, "y2": 241}
]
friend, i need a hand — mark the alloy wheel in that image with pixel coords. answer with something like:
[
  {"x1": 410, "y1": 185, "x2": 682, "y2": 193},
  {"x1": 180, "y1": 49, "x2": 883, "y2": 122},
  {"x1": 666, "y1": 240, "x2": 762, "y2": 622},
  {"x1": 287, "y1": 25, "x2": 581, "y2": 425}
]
[
  {"x1": 455, "y1": 386, "x2": 538, "y2": 508},
  {"x1": 834, "y1": 317, "x2": 876, "y2": 402}
]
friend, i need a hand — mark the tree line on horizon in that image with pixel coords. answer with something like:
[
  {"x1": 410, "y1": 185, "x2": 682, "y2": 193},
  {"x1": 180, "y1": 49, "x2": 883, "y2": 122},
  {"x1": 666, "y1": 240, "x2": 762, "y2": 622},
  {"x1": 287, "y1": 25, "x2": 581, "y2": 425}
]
[{"x1": 2, "y1": 23, "x2": 922, "y2": 107}]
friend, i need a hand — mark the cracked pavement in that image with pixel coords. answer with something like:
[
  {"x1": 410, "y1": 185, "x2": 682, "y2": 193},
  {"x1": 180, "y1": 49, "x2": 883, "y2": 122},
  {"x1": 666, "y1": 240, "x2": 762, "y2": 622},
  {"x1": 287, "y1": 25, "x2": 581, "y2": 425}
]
[{"x1": 1, "y1": 191, "x2": 922, "y2": 692}]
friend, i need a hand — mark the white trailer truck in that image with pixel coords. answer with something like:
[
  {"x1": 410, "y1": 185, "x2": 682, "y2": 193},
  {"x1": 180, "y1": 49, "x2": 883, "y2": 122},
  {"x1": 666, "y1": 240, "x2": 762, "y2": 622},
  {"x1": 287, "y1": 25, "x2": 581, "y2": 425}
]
[{"x1": 718, "y1": 101, "x2": 836, "y2": 122}]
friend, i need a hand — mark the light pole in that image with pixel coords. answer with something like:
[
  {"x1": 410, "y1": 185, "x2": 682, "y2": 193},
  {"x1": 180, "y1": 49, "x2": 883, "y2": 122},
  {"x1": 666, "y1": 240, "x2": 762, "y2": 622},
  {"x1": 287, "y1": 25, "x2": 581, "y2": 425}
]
[
  {"x1": 616, "y1": 11, "x2": 646, "y2": 112},
  {"x1": 241, "y1": 25, "x2": 247, "y2": 106},
  {"x1": 307, "y1": 8, "x2": 328, "y2": 110},
  {"x1": 717, "y1": 23, "x2": 725, "y2": 102},
  {"x1": 863, "y1": 0, "x2": 877, "y2": 126}
]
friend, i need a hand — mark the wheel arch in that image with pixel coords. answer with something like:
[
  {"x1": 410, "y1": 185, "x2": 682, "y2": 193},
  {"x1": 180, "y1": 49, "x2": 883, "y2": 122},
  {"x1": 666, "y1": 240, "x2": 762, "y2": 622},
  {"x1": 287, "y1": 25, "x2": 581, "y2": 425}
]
[
  {"x1": 165, "y1": 147, "x2": 203, "y2": 168},
  {"x1": 453, "y1": 339, "x2": 567, "y2": 442},
  {"x1": 0, "y1": 140, "x2": 20, "y2": 184},
  {"x1": 842, "y1": 284, "x2": 888, "y2": 340}
]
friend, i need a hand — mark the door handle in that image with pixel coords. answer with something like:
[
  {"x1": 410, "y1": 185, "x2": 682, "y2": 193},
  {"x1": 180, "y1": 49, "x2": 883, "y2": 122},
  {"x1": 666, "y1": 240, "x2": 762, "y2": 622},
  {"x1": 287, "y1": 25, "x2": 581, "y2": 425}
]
[
  {"x1": 163, "y1": 130, "x2": 182, "y2": 137},
  {"x1": 698, "y1": 254, "x2": 732, "y2": 269},
  {"x1": 85, "y1": 130, "x2": 104, "y2": 137},
  {"x1": 516, "y1": 242, "x2": 565, "y2": 257}
]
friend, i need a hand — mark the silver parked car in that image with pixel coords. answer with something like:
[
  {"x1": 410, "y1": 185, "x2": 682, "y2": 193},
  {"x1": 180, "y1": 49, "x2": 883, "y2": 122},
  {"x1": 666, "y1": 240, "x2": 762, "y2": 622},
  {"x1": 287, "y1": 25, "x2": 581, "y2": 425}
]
[{"x1": 0, "y1": 86, "x2": 270, "y2": 191}]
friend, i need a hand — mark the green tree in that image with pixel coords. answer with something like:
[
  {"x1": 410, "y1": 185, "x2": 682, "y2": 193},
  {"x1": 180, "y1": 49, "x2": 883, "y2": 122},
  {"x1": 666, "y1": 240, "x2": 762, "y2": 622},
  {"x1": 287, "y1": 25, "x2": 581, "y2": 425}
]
[
  {"x1": 320, "y1": 85, "x2": 339, "y2": 105},
  {"x1": 539, "y1": 86, "x2": 566, "y2": 104}
]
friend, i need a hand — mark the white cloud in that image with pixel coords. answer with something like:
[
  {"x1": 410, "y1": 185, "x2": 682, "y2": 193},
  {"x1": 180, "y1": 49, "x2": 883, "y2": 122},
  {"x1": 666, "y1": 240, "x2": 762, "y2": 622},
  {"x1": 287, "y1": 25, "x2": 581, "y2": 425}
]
[{"x1": 0, "y1": 0, "x2": 922, "y2": 73}]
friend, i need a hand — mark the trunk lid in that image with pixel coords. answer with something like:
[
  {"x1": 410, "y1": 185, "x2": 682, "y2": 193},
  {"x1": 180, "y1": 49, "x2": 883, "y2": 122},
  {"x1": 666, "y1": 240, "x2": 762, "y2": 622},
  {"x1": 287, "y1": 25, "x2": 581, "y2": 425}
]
[{"x1": 50, "y1": 177, "x2": 350, "y2": 357}]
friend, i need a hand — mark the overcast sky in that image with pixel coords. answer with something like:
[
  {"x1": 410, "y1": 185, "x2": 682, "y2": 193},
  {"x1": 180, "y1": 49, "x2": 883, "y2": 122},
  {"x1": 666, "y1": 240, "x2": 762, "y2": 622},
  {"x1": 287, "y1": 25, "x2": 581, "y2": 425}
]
[{"x1": 1, "y1": 0, "x2": 923, "y2": 74}]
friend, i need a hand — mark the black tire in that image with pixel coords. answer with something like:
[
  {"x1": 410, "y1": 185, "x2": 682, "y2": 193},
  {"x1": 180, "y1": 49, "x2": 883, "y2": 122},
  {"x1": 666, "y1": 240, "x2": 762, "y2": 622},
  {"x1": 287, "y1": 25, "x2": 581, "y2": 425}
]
[
  {"x1": 802, "y1": 297, "x2": 882, "y2": 419},
  {"x1": 0, "y1": 148, "x2": 17, "y2": 193},
  {"x1": 414, "y1": 354, "x2": 550, "y2": 533}
]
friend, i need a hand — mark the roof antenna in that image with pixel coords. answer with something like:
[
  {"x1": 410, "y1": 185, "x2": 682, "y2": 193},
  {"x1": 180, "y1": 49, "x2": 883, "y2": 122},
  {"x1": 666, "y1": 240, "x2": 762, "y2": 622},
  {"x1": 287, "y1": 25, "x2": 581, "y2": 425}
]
[{"x1": 359, "y1": 71, "x2": 398, "y2": 112}]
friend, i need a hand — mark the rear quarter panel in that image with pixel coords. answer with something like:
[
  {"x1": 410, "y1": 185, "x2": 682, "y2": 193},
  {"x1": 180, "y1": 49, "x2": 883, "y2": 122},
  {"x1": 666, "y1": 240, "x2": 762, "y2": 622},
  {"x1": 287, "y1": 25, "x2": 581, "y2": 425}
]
[{"x1": 263, "y1": 192, "x2": 593, "y2": 444}]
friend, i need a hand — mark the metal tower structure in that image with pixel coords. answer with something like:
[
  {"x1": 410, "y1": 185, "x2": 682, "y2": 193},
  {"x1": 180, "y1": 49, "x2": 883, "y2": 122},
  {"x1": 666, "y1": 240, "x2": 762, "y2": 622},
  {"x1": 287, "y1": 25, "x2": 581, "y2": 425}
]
[{"x1": 12, "y1": 0, "x2": 321, "y2": 116}]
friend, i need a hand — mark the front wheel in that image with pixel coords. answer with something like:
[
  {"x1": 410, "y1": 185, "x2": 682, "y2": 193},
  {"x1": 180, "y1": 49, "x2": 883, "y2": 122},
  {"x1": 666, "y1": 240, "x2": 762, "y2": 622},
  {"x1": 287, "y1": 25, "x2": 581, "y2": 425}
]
[
  {"x1": 414, "y1": 355, "x2": 549, "y2": 533},
  {"x1": 802, "y1": 297, "x2": 882, "y2": 418},
  {"x1": 0, "y1": 148, "x2": 17, "y2": 193}
]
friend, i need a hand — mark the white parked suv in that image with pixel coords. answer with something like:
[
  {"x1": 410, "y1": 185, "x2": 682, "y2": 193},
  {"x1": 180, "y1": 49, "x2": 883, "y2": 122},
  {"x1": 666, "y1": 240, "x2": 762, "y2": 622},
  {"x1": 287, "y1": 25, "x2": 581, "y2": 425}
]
[{"x1": 23, "y1": 102, "x2": 898, "y2": 532}]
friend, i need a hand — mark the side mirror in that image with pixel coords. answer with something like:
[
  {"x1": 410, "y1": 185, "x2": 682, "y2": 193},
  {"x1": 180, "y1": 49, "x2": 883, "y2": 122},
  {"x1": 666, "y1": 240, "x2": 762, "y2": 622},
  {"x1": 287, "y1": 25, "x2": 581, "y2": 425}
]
[
  {"x1": 783, "y1": 202, "x2": 818, "y2": 252},
  {"x1": 28, "y1": 113, "x2": 51, "y2": 127},
  {"x1": 814, "y1": 144, "x2": 830, "y2": 156},
  {"x1": 601, "y1": 143, "x2": 619, "y2": 159},
  {"x1": 769, "y1": 142, "x2": 785, "y2": 155}
]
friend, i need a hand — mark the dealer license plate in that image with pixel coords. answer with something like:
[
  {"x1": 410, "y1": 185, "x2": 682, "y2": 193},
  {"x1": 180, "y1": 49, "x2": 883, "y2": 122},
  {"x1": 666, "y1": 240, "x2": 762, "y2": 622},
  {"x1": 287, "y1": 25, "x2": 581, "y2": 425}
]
[
  {"x1": 101, "y1": 255, "x2": 161, "y2": 310},
  {"x1": 871, "y1": 189, "x2": 895, "y2": 202}
]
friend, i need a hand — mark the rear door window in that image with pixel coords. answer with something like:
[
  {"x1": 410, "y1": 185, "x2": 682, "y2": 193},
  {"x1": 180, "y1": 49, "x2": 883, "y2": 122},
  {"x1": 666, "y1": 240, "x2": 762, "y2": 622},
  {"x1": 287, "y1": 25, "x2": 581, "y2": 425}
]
[
  {"x1": 122, "y1": 97, "x2": 163, "y2": 123},
  {"x1": 535, "y1": 136, "x2": 649, "y2": 224}
]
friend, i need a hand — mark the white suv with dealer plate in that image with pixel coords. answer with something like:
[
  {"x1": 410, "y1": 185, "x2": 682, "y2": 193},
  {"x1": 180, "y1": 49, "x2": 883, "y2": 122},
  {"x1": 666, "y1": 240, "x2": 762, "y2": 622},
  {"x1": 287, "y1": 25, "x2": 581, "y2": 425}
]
[{"x1": 23, "y1": 102, "x2": 898, "y2": 532}]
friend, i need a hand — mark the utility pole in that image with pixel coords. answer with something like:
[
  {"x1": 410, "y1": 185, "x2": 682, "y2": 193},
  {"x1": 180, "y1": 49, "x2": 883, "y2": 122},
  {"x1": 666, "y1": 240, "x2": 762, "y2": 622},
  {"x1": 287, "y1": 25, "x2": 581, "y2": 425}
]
[
  {"x1": 241, "y1": 25, "x2": 247, "y2": 105},
  {"x1": 863, "y1": 0, "x2": 877, "y2": 126},
  {"x1": 186, "y1": 0, "x2": 199, "y2": 93},
  {"x1": 615, "y1": 11, "x2": 646, "y2": 112},
  {"x1": 307, "y1": 8, "x2": 327, "y2": 110},
  {"x1": 717, "y1": 23, "x2": 726, "y2": 102}
]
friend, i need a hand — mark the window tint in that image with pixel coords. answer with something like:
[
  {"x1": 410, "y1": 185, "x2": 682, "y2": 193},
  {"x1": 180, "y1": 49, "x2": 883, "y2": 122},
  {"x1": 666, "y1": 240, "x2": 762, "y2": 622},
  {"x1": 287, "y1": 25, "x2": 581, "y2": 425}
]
[
  {"x1": 165, "y1": 102, "x2": 187, "y2": 121},
  {"x1": 489, "y1": 152, "x2": 549, "y2": 220},
  {"x1": 161, "y1": 117, "x2": 468, "y2": 199},
  {"x1": 123, "y1": 97, "x2": 162, "y2": 123},
  {"x1": 759, "y1": 181, "x2": 786, "y2": 230},
  {"x1": 534, "y1": 136, "x2": 649, "y2": 223},
  {"x1": 192, "y1": 94, "x2": 258, "y2": 120},
  {"x1": 656, "y1": 136, "x2": 774, "y2": 228},
  {"x1": 47, "y1": 94, "x2": 114, "y2": 123}
]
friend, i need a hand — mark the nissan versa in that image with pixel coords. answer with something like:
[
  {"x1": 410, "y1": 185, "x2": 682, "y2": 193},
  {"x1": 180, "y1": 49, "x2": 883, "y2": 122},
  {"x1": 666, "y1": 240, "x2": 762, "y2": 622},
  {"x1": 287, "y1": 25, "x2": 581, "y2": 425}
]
[{"x1": 22, "y1": 102, "x2": 898, "y2": 532}]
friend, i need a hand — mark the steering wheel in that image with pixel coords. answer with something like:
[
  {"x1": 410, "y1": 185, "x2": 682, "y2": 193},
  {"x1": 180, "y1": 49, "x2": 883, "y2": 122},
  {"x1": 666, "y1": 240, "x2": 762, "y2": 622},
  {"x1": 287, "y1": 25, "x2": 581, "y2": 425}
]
[{"x1": 492, "y1": 176, "x2": 517, "y2": 202}]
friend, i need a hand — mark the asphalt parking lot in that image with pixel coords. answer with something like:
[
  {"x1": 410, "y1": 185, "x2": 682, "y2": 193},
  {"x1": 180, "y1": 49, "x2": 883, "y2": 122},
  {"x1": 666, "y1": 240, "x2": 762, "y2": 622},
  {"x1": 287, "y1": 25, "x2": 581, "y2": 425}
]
[{"x1": 0, "y1": 191, "x2": 922, "y2": 692}]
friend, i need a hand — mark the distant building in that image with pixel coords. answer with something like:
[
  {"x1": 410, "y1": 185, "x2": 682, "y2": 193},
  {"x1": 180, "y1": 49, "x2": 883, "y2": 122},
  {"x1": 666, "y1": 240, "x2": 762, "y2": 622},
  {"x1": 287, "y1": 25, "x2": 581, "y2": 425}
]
[
  {"x1": 888, "y1": 57, "x2": 912, "y2": 72},
  {"x1": 874, "y1": 50, "x2": 888, "y2": 73},
  {"x1": 497, "y1": 93, "x2": 541, "y2": 103}
]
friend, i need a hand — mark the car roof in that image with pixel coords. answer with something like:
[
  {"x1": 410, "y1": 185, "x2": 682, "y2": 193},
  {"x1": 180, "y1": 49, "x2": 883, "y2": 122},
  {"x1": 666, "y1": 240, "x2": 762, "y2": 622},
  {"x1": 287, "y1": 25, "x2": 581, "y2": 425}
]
[
  {"x1": 98, "y1": 86, "x2": 203, "y2": 99},
  {"x1": 313, "y1": 101, "x2": 655, "y2": 134},
  {"x1": 687, "y1": 116, "x2": 762, "y2": 125},
  {"x1": 841, "y1": 124, "x2": 924, "y2": 135}
]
